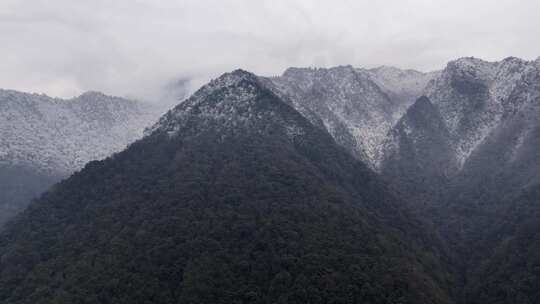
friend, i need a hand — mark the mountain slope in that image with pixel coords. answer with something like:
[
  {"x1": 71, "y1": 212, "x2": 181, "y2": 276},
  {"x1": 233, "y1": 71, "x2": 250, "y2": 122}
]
[
  {"x1": 265, "y1": 66, "x2": 436, "y2": 169},
  {"x1": 0, "y1": 164, "x2": 62, "y2": 226},
  {"x1": 377, "y1": 57, "x2": 540, "y2": 304},
  {"x1": 424, "y1": 57, "x2": 538, "y2": 168},
  {"x1": 381, "y1": 96, "x2": 458, "y2": 207},
  {"x1": 0, "y1": 89, "x2": 161, "y2": 226},
  {"x1": 464, "y1": 184, "x2": 540, "y2": 304},
  {"x1": 0, "y1": 70, "x2": 455, "y2": 304},
  {"x1": 0, "y1": 90, "x2": 160, "y2": 174},
  {"x1": 381, "y1": 57, "x2": 540, "y2": 200},
  {"x1": 446, "y1": 67, "x2": 540, "y2": 303}
]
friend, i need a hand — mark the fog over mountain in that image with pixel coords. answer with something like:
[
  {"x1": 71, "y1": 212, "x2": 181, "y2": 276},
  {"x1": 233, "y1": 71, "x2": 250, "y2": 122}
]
[
  {"x1": 2, "y1": 0, "x2": 540, "y2": 100},
  {"x1": 0, "y1": 68, "x2": 457, "y2": 304},
  {"x1": 2, "y1": 2, "x2": 540, "y2": 303},
  {"x1": 2, "y1": 56, "x2": 540, "y2": 303}
]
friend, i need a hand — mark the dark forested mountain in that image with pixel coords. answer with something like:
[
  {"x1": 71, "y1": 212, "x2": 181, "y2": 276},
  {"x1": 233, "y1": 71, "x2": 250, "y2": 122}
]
[
  {"x1": 264, "y1": 57, "x2": 540, "y2": 304},
  {"x1": 381, "y1": 96, "x2": 458, "y2": 207},
  {"x1": 0, "y1": 90, "x2": 161, "y2": 226},
  {"x1": 462, "y1": 184, "x2": 540, "y2": 304},
  {"x1": 378, "y1": 57, "x2": 540, "y2": 304},
  {"x1": 443, "y1": 58, "x2": 540, "y2": 304},
  {"x1": 0, "y1": 70, "x2": 455, "y2": 304},
  {"x1": 1, "y1": 57, "x2": 539, "y2": 304}
]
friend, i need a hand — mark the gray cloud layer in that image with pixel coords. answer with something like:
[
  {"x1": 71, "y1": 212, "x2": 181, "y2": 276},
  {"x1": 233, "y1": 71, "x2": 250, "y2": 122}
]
[{"x1": 1, "y1": 0, "x2": 539, "y2": 100}]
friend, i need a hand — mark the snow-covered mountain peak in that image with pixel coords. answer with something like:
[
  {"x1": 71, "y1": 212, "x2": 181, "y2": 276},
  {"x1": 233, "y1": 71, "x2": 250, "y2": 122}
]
[
  {"x1": 260, "y1": 64, "x2": 439, "y2": 169},
  {"x1": 448, "y1": 56, "x2": 492, "y2": 68},
  {"x1": 500, "y1": 56, "x2": 527, "y2": 64},
  {"x1": 445, "y1": 57, "x2": 497, "y2": 84},
  {"x1": 211, "y1": 69, "x2": 259, "y2": 86},
  {"x1": 175, "y1": 69, "x2": 261, "y2": 106},
  {"x1": 423, "y1": 56, "x2": 540, "y2": 168},
  {"x1": 147, "y1": 69, "x2": 306, "y2": 139},
  {"x1": 266, "y1": 65, "x2": 433, "y2": 169}
]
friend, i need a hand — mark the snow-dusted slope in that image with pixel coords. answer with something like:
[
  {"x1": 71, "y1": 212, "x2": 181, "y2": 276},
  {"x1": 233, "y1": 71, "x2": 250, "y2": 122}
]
[
  {"x1": 424, "y1": 56, "x2": 539, "y2": 167},
  {"x1": 265, "y1": 66, "x2": 435, "y2": 168},
  {"x1": 0, "y1": 69, "x2": 455, "y2": 304},
  {"x1": 147, "y1": 69, "x2": 314, "y2": 145},
  {"x1": 145, "y1": 65, "x2": 436, "y2": 170},
  {"x1": 0, "y1": 90, "x2": 161, "y2": 175},
  {"x1": 148, "y1": 70, "x2": 264, "y2": 136},
  {"x1": 380, "y1": 56, "x2": 540, "y2": 204},
  {"x1": 0, "y1": 89, "x2": 162, "y2": 226}
]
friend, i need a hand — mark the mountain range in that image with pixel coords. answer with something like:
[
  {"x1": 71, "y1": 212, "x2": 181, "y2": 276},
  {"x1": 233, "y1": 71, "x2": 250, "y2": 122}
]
[
  {"x1": 264, "y1": 65, "x2": 437, "y2": 168},
  {"x1": 1, "y1": 56, "x2": 539, "y2": 303},
  {"x1": 0, "y1": 90, "x2": 163, "y2": 226}
]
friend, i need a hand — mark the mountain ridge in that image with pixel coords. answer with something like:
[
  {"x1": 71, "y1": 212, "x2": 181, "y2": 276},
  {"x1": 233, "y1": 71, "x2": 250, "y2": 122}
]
[
  {"x1": 0, "y1": 69, "x2": 455, "y2": 304},
  {"x1": 265, "y1": 65, "x2": 436, "y2": 168},
  {"x1": 1, "y1": 56, "x2": 540, "y2": 303},
  {"x1": 0, "y1": 88, "x2": 162, "y2": 226}
]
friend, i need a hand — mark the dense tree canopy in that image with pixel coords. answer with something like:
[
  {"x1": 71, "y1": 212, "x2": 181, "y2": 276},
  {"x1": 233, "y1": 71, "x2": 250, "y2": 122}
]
[{"x1": 0, "y1": 76, "x2": 455, "y2": 304}]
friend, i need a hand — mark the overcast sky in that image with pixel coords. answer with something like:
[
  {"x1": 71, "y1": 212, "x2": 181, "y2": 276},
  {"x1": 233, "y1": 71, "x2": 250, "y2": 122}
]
[{"x1": 1, "y1": 0, "x2": 540, "y2": 101}]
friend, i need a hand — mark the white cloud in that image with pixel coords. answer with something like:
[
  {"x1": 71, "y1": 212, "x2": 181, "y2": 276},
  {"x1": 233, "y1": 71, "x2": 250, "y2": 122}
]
[{"x1": 1, "y1": 0, "x2": 539, "y2": 101}]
